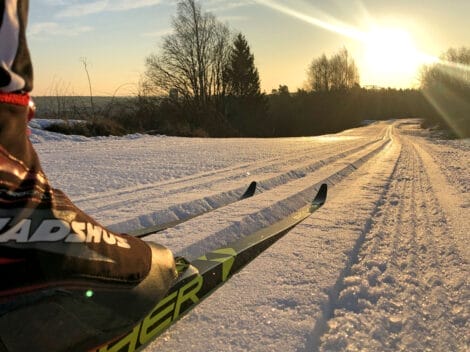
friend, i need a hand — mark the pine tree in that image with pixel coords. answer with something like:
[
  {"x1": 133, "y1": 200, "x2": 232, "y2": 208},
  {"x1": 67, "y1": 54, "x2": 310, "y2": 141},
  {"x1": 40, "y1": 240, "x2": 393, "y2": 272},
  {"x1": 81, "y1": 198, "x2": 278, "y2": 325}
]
[
  {"x1": 224, "y1": 33, "x2": 268, "y2": 136},
  {"x1": 226, "y1": 33, "x2": 261, "y2": 97}
]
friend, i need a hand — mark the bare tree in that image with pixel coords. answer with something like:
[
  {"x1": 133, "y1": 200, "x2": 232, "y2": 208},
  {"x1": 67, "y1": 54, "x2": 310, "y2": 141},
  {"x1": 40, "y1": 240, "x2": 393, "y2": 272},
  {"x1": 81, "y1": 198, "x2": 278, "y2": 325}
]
[
  {"x1": 210, "y1": 21, "x2": 232, "y2": 107},
  {"x1": 308, "y1": 54, "x2": 330, "y2": 92},
  {"x1": 330, "y1": 48, "x2": 359, "y2": 90},
  {"x1": 144, "y1": 0, "x2": 231, "y2": 109},
  {"x1": 307, "y1": 48, "x2": 359, "y2": 92}
]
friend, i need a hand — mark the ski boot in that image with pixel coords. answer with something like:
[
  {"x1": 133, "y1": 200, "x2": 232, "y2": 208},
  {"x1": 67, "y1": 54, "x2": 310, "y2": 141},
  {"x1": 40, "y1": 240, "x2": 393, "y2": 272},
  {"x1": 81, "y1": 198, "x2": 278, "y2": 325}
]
[{"x1": 0, "y1": 95, "x2": 177, "y2": 351}]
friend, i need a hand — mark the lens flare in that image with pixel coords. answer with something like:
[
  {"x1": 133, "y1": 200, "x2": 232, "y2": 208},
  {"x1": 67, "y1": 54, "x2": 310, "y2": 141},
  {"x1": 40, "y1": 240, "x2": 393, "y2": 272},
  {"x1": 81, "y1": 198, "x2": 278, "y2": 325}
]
[
  {"x1": 421, "y1": 59, "x2": 470, "y2": 138},
  {"x1": 254, "y1": 0, "x2": 365, "y2": 41},
  {"x1": 253, "y1": 0, "x2": 441, "y2": 77}
]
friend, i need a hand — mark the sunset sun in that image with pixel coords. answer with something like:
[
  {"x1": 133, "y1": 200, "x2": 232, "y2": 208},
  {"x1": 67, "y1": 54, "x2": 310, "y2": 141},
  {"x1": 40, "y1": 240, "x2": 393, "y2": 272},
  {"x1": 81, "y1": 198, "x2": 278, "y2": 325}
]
[{"x1": 362, "y1": 26, "x2": 425, "y2": 87}]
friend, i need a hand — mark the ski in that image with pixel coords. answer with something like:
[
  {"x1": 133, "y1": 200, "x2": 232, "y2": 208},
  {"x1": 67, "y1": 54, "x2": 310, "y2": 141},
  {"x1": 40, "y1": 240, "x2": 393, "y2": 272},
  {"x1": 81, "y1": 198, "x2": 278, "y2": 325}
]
[
  {"x1": 129, "y1": 181, "x2": 257, "y2": 238},
  {"x1": 94, "y1": 183, "x2": 327, "y2": 352}
]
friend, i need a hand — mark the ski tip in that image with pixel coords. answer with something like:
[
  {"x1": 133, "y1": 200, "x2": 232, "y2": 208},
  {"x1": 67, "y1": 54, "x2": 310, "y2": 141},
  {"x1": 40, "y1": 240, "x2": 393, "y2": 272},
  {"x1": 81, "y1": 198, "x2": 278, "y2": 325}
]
[
  {"x1": 240, "y1": 181, "x2": 257, "y2": 199},
  {"x1": 312, "y1": 183, "x2": 328, "y2": 207}
]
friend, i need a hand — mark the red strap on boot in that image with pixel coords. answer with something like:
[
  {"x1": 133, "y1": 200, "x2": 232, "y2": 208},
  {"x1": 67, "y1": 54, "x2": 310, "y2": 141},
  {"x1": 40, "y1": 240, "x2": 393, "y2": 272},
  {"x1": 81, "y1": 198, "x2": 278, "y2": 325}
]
[
  {"x1": 0, "y1": 92, "x2": 35, "y2": 121},
  {"x1": 0, "y1": 92, "x2": 30, "y2": 106}
]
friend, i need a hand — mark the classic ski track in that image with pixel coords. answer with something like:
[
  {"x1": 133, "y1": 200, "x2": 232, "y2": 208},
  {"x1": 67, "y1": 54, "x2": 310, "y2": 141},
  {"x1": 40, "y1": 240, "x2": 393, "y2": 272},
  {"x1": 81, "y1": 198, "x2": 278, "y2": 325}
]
[
  {"x1": 76, "y1": 137, "x2": 380, "y2": 212},
  {"x1": 145, "y1": 125, "x2": 398, "y2": 352},
  {"x1": 109, "y1": 135, "x2": 389, "y2": 234},
  {"x1": 71, "y1": 142, "x2": 324, "y2": 203},
  {"x1": 168, "y1": 133, "x2": 392, "y2": 260},
  {"x1": 318, "y1": 132, "x2": 469, "y2": 351},
  {"x1": 70, "y1": 125, "x2": 387, "y2": 206},
  {"x1": 72, "y1": 132, "x2": 379, "y2": 205},
  {"x1": 409, "y1": 138, "x2": 469, "y2": 260},
  {"x1": 82, "y1": 134, "x2": 388, "y2": 226}
]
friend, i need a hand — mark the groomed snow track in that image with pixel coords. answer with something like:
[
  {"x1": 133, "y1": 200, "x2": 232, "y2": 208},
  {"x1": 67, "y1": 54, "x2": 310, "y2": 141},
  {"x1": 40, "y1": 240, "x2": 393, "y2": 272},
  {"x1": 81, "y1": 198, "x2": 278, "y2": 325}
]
[
  {"x1": 70, "y1": 123, "x2": 392, "y2": 236},
  {"x1": 34, "y1": 120, "x2": 468, "y2": 352}
]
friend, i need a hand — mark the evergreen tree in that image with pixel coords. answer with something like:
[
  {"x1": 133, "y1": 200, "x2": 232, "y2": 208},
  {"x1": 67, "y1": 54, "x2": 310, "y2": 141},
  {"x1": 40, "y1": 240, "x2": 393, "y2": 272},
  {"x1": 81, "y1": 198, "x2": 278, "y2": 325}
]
[
  {"x1": 226, "y1": 33, "x2": 261, "y2": 97},
  {"x1": 224, "y1": 33, "x2": 268, "y2": 136}
]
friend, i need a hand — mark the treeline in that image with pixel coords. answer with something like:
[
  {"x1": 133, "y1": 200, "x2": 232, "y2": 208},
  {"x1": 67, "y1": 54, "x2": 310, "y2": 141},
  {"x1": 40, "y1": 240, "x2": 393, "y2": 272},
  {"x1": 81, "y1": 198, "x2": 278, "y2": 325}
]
[
  {"x1": 266, "y1": 87, "x2": 434, "y2": 137},
  {"x1": 41, "y1": 87, "x2": 436, "y2": 138},
  {"x1": 110, "y1": 86, "x2": 440, "y2": 138},
  {"x1": 45, "y1": 0, "x2": 469, "y2": 138}
]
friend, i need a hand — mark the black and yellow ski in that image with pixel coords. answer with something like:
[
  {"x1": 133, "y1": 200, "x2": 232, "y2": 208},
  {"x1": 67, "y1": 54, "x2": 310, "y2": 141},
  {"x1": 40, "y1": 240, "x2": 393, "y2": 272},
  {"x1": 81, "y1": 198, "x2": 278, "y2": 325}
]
[{"x1": 95, "y1": 183, "x2": 327, "y2": 352}]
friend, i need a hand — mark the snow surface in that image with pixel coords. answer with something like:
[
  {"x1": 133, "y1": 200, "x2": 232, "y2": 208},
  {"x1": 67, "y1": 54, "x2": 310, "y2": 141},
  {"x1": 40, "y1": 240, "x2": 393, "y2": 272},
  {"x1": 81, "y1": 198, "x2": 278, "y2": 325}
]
[{"x1": 31, "y1": 119, "x2": 469, "y2": 351}]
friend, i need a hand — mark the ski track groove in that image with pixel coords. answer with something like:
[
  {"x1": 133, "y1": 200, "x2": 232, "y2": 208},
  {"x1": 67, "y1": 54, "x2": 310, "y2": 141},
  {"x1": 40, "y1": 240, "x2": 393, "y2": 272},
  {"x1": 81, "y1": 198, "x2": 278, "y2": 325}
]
[
  {"x1": 318, "y1": 134, "x2": 469, "y2": 351},
  {"x1": 78, "y1": 137, "x2": 381, "y2": 214},
  {"x1": 174, "y1": 134, "x2": 392, "y2": 260},
  {"x1": 86, "y1": 130, "x2": 389, "y2": 230},
  {"x1": 409, "y1": 137, "x2": 469, "y2": 260},
  {"x1": 72, "y1": 143, "x2": 322, "y2": 203},
  {"x1": 72, "y1": 137, "x2": 363, "y2": 203}
]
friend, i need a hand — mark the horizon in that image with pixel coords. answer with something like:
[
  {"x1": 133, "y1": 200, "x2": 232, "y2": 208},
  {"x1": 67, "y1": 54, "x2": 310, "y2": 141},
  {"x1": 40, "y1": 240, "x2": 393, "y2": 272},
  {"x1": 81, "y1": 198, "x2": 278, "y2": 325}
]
[{"x1": 28, "y1": 0, "x2": 469, "y2": 96}]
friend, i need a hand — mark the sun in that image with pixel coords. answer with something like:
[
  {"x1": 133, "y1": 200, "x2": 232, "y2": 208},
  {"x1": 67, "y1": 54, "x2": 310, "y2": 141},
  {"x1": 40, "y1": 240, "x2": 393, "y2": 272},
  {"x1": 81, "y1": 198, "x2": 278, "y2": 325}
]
[
  {"x1": 361, "y1": 26, "x2": 425, "y2": 87},
  {"x1": 253, "y1": 1, "x2": 439, "y2": 88}
]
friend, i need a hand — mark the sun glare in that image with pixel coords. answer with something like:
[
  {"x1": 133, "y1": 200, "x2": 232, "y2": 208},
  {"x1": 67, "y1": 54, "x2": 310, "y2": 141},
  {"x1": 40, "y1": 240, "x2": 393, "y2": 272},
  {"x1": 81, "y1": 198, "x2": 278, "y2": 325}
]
[
  {"x1": 254, "y1": 0, "x2": 442, "y2": 88},
  {"x1": 362, "y1": 27, "x2": 426, "y2": 87}
]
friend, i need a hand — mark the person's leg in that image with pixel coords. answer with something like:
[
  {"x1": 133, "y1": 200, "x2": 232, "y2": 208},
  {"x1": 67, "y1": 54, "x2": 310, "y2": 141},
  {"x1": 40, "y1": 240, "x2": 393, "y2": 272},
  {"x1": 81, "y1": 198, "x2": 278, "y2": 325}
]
[
  {"x1": 0, "y1": 1, "x2": 176, "y2": 350},
  {"x1": 0, "y1": 0, "x2": 36, "y2": 169}
]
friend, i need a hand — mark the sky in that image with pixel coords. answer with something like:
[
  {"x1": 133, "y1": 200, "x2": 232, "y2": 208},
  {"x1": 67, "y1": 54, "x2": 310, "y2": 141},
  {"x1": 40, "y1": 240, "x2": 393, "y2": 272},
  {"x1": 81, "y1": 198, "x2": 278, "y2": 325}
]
[{"x1": 27, "y1": 0, "x2": 470, "y2": 96}]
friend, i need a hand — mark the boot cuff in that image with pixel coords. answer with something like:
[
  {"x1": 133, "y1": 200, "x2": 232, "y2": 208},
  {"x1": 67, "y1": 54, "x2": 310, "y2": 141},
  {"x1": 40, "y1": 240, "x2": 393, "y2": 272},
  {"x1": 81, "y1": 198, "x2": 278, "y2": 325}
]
[
  {"x1": 0, "y1": 92, "x2": 35, "y2": 121},
  {"x1": 0, "y1": 92, "x2": 30, "y2": 107}
]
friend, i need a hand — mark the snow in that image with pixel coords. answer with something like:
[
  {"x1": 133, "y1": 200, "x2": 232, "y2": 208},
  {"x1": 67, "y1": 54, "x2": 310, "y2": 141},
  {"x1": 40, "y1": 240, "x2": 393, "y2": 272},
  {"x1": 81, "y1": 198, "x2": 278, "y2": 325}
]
[{"x1": 31, "y1": 119, "x2": 469, "y2": 351}]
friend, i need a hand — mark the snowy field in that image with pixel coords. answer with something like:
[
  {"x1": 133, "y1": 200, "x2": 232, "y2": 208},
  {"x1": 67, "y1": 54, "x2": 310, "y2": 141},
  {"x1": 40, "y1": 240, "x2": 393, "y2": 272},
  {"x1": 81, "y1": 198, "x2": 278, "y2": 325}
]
[{"x1": 31, "y1": 119, "x2": 469, "y2": 351}]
